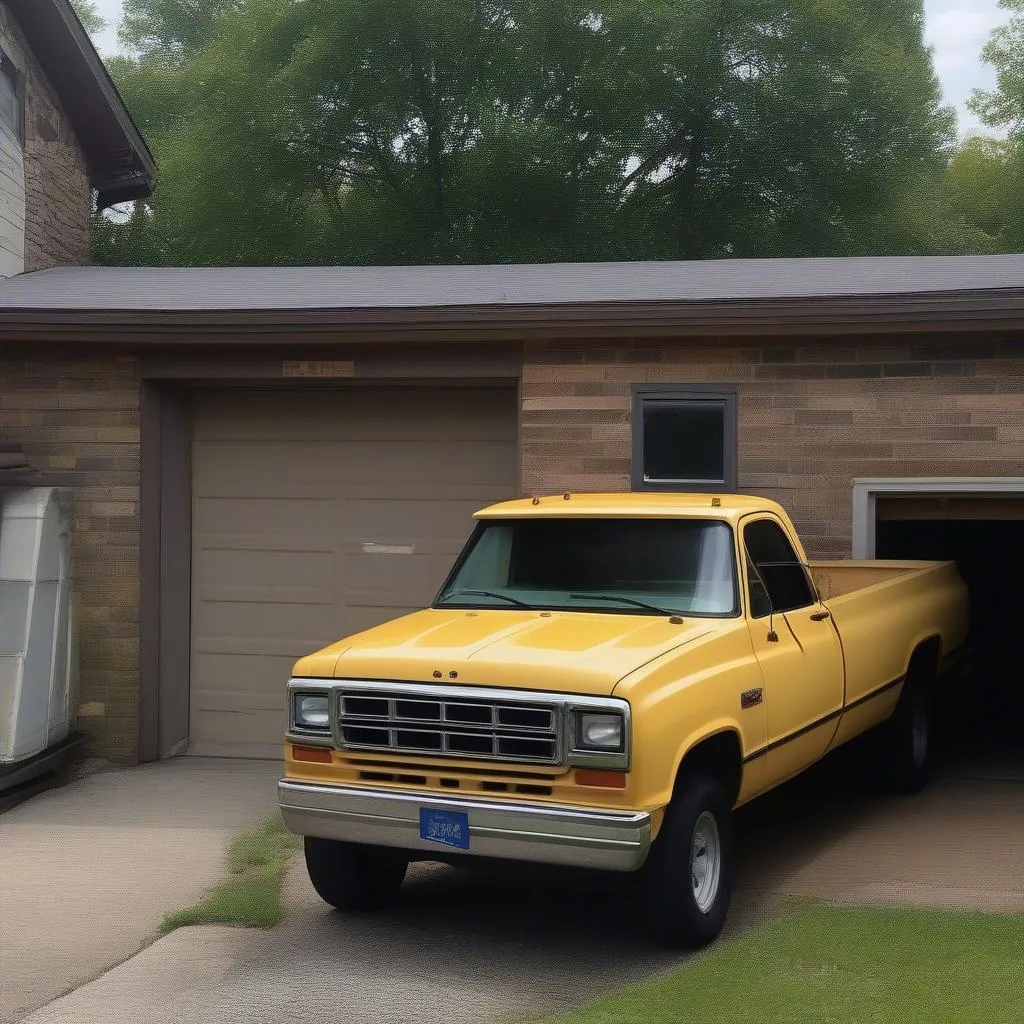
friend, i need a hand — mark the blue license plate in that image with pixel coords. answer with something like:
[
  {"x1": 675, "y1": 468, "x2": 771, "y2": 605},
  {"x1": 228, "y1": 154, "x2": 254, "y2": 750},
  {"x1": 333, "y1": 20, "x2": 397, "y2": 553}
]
[{"x1": 419, "y1": 808, "x2": 470, "y2": 850}]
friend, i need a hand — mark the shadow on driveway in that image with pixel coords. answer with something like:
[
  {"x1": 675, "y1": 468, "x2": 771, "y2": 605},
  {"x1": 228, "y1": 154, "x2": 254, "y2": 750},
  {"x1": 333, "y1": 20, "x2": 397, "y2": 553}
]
[{"x1": 212, "y1": 756, "x2": 895, "y2": 1024}]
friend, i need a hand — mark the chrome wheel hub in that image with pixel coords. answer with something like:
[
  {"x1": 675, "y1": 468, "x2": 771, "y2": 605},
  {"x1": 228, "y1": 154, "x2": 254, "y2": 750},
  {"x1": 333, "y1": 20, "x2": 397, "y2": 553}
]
[{"x1": 690, "y1": 810, "x2": 721, "y2": 914}]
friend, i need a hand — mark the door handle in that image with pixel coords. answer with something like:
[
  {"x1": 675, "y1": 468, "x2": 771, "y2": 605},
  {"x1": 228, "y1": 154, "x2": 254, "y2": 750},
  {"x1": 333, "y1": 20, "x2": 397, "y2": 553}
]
[{"x1": 809, "y1": 610, "x2": 831, "y2": 621}]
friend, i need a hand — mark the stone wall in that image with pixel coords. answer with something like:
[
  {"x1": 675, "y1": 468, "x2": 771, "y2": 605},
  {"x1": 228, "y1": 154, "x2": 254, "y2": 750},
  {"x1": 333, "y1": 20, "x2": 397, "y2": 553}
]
[
  {"x1": 0, "y1": 354, "x2": 141, "y2": 762},
  {"x1": 522, "y1": 334, "x2": 1024, "y2": 558},
  {"x1": 1, "y1": 2, "x2": 92, "y2": 273}
]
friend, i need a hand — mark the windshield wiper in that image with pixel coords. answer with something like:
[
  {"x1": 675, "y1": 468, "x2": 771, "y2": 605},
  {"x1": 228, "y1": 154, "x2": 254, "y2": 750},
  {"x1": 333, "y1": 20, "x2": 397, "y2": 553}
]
[
  {"x1": 568, "y1": 593, "x2": 684, "y2": 616},
  {"x1": 440, "y1": 589, "x2": 534, "y2": 609}
]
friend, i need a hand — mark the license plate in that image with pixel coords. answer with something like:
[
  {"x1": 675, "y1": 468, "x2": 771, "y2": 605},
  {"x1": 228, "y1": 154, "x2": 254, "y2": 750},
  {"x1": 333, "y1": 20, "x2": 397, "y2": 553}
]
[{"x1": 419, "y1": 808, "x2": 470, "y2": 850}]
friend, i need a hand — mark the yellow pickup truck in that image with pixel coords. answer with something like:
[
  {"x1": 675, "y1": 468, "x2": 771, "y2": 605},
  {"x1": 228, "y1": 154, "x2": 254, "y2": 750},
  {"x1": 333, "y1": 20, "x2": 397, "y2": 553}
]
[{"x1": 278, "y1": 493, "x2": 968, "y2": 946}]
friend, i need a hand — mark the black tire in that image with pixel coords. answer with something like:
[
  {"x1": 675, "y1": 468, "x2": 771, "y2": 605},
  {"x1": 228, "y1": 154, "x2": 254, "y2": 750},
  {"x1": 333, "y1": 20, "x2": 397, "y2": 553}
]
[
  {"x1": 303, "y1": 837, "x2": 408, "y2": 911},
  {"x1": 874, "y1": 665, "x2": 934, "y2": 795},
  {"x1": 640, "y1": 773, "x2": 734, "y2": 948}
]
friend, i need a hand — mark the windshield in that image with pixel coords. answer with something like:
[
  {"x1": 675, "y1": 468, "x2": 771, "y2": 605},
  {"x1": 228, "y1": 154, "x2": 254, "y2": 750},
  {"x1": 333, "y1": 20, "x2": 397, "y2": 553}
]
[{"x1": 435, "y1": 518, "x2": 739, "y2": 617}]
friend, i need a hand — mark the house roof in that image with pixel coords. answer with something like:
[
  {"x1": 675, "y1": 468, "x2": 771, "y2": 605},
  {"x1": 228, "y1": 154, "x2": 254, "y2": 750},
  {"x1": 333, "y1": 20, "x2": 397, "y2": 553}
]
[
  {"x1": 9, "y1": 0, "x2": 155, "y2": 207},
  {"x1": 0, "y1": 255, "x2": 1023, "y2": 341}
]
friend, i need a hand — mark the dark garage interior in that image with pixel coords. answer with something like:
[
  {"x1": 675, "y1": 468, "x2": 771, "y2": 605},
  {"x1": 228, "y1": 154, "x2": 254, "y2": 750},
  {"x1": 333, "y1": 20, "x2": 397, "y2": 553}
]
[{"x1": 875, "y1": 506, "x2": 1024, "y2": 777}]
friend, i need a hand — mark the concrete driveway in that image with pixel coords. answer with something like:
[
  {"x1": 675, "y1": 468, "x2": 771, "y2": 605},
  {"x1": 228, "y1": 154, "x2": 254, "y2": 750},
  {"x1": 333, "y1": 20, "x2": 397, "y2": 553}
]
[
  {"x1": 9, "y1": 756, "x2": 1024, "y2": 1024},
  {"x1": 0, "y1": 758, "x2": 281, "y2": 1024}
]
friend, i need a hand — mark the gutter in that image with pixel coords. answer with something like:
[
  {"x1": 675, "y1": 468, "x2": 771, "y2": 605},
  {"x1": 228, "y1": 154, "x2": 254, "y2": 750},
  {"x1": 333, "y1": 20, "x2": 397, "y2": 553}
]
[{"x1": 0, "y1": 289, "x2": 1023, "y2": 342}]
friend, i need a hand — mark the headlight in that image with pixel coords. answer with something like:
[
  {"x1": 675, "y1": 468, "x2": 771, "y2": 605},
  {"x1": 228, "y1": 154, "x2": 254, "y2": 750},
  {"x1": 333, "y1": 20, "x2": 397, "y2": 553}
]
[
  {"x1": 294, "y1": 694, "x2": 330, "y2": 730},
  {"x1": 575, "y1": 712, "x2": 624, "y2": 751}
]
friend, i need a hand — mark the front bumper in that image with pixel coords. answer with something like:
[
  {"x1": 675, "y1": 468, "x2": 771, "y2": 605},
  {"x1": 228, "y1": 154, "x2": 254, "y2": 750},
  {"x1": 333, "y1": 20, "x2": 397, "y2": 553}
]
[{"x1": 279, "y1": 780, "x2": 652, "y2": 872}]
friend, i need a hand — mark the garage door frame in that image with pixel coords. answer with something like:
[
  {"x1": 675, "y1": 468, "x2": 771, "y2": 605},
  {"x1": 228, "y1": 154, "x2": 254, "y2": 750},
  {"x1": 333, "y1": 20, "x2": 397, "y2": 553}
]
[
  {"x1": 852, "y1": 477, "x2": 1024, "y2": 558},
  {"x1": 138, "y1": 346, "x2": 522, "y2": 762}
]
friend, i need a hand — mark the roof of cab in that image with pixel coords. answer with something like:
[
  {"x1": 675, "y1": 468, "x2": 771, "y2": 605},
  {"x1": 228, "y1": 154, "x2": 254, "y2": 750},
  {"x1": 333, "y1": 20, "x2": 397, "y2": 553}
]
[{"x1": 474, "y1": 492, "x2": 787, "y2": 520}]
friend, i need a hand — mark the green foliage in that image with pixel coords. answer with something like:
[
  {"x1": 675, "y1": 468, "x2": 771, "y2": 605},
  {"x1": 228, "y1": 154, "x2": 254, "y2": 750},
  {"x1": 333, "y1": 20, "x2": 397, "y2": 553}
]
[
  {"x1": 69, "y1": 0, "x2": 106, "y2": 37},
  {"x1": 941, "y1": 0, "x2": 1024, "y2": 253},
  {"x1": 544, "y1": 904, "x2": 1024, "y2": 1024},
  {"x1": 969, "y1": 0, "x2": 1024, "y2": 136},
  {"x1": 158, "y1": 812, "x2": 300, "y2": 933},
  {"x1": 98, "y1": 0, "x2": 965, "y2": 265},
  {"x1": 945, "y1": 137, "x2": 1013, "y2": 250}
]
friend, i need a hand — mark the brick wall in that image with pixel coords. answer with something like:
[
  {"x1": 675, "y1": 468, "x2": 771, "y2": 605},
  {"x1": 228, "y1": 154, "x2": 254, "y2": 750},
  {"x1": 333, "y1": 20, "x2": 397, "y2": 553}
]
[
  {"x1": 522, "y1": 335, "x2": 1024, "y2": 558},
  {"x1": 0, "y1": 355, "x2": 142, "y2": 763},
  {"x1": 1, "y1": 3, "x2": 92, "y2": 273}
]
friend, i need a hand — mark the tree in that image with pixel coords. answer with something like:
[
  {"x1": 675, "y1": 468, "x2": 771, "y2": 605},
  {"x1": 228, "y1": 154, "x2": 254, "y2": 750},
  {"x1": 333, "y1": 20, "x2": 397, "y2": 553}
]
[
  {"x1": 96, "y1": 0, "x2": 965, "y2": 266},
  {"x1": 970, "y1": 0, "x2": 1024, "y2": 136},
  {"x1": 944, "y1": 137, "x2": 1011, "y2": 250},
  {"x1": 949, "y1": 0, "x2": 1024, "y2": 251},
  {"x1": 70, "y1": 0, "x2": 107, "y2": 37}
]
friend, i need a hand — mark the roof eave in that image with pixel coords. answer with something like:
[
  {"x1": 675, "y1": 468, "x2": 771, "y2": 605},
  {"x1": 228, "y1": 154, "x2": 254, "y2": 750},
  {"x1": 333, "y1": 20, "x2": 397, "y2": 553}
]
[
  {"x1": 10, "y1": 0, "x2": 156, "y2": 205},
  {"x1": 0, "y1": 290, "x2": 1022, "y2": 342}
]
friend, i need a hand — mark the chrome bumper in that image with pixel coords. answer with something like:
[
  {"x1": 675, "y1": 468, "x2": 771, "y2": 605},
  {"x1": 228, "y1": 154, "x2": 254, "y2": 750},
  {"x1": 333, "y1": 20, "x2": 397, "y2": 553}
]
[{"x1": 278, "y1": 780, "x2": 652, "y2": 872}]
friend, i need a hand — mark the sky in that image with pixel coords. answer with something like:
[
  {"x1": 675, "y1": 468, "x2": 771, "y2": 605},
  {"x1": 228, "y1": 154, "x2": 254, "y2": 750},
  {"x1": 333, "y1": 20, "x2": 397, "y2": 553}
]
[{"x1": 89, "y1": 0, "x2": 1009, "y2": 138}]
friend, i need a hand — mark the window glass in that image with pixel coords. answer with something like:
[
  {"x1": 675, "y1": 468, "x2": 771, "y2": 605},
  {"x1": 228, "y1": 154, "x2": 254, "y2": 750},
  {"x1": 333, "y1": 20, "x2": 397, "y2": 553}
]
[
  {"x1": 642, "y1": 401, "x2": 726, "y2": 483},
  {"x1": 746, "y1": 560, "x2": 773, "y2": 619},
  {"x1": 437, "y1": 517, "x2": 739, "y2": 616},
  {"x1": 743, "y1": 519, "x2": 814, "y2": 613}
]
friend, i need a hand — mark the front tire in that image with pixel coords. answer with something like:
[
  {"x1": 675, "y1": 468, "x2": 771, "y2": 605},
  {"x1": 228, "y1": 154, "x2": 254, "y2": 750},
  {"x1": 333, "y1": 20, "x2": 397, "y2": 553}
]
[
  {"x1": 303, "y1": 837, "x2": 408, "y2": 911},
  {"x1": 640, "y1": 773, "x2": 734, "y2": 948}
]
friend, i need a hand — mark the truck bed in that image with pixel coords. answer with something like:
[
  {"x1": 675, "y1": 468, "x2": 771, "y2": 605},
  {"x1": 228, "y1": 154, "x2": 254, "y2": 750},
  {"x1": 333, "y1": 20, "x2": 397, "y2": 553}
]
[
  {"x1": 809, "y1": 560, "x2": 943, "y2": 601},
  {"x1": 807, "y1": 559, "x2": 969, "y2": 724}
]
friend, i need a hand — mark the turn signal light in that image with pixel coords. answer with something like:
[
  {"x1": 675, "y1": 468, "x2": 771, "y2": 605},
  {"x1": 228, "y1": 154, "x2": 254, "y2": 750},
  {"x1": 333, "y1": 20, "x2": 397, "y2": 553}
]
[
  {"x1": 292, "y1": 745, "x2": 333, "y2": 764},
  {"x1": 575, "y1": 769, "x2": 627, "y2": 789}
]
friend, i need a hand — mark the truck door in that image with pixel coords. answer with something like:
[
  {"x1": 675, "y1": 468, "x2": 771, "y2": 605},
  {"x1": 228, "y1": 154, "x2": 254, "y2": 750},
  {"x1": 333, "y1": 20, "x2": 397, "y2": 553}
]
[{"x1": 742, "y1": 517, "x2": 844, "y2": 786}]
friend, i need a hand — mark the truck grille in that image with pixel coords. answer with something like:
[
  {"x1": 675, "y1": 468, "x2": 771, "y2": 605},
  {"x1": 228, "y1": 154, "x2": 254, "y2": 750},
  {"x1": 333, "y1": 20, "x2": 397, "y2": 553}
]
[{"x1": 336, "y1": 687, "x2": 561, "y2": 765}]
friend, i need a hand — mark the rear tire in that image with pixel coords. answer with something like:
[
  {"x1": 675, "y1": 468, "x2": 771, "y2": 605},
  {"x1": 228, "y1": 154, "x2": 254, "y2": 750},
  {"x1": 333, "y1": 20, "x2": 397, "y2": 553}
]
[
  {"x1": 640, "y1": 773, "x2": 734, "y2": 948},
  {"x1": 303, "y1": 837, "x2": 408, "y2": 911},
  {"x1": 875, "y1": 665, "x2": 934, "y2": 794}
]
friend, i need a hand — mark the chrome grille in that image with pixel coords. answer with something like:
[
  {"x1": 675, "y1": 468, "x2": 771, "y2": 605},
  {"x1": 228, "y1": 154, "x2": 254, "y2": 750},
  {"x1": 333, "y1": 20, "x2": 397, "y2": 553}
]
[{"x1": 337, "y1": 688, "x2": 561, "y2": 765}]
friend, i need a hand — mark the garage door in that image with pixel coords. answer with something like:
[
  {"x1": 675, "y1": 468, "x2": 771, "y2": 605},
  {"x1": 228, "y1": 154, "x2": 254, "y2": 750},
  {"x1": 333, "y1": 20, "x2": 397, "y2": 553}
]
[{"x1": 189, "y1": 386, "x2": 518, "y2": 758}]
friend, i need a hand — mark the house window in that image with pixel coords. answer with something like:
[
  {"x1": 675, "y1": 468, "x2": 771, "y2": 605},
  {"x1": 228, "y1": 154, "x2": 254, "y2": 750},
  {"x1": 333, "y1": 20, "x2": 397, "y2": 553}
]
[
  {"x1": 0, "y1": 52, "x2": 23, "y2": 143},
  {"x1": 631, "y1": 385, "x2": 738, "y2": 492}
]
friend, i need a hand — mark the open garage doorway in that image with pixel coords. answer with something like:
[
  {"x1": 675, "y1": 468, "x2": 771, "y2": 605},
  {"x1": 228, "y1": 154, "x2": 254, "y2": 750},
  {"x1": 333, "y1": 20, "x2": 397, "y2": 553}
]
[{"x1": 854, "y1": 479, "x2": 1024, "y2": 780}]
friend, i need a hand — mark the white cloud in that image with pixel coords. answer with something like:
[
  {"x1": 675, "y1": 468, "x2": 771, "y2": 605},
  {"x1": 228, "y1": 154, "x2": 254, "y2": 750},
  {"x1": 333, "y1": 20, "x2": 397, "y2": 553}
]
[
  {"x1": 924, "y1": 0, "x2": 1009, "y2": 136},
  {"x1": 89, "y1": 0, "x2": 124, "y2": 56}
]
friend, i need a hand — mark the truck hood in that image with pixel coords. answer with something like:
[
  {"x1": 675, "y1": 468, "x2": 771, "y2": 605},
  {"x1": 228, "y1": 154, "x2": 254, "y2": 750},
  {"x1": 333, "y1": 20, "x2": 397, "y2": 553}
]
[{"x1": 292, "y1": 608, "x2": 717, "y2": 697}]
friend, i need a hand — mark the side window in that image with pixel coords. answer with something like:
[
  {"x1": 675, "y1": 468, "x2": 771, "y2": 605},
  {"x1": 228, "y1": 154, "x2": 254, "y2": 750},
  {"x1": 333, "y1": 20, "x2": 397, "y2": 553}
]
[
  {"x1": 743, "y1": 519, "x2": 814, "y2": 614},
  {"x1": 746, "y1": 560, "x2": 773, "y2": 618}
]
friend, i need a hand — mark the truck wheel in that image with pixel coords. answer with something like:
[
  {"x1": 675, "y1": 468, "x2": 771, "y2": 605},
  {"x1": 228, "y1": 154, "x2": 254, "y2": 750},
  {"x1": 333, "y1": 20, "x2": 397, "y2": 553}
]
[
  {"x1": 875, "y1": 670, "x2": 933, "y2": 794},
  {"x1": 640, "y1": 773, "x2": 734, "y2": 948},
  {"x1": 303, "y1": 837, "x2": 408, "y2": 911}
]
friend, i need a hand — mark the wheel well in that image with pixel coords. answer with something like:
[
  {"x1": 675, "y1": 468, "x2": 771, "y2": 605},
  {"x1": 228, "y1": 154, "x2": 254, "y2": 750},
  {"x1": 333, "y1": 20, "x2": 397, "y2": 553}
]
[
  {"x1": 909, "y1": 636, "x2": 941, "y2": 680},
  {"x1": 673, "y1": 731, "x2": 743, "y2": 808}
]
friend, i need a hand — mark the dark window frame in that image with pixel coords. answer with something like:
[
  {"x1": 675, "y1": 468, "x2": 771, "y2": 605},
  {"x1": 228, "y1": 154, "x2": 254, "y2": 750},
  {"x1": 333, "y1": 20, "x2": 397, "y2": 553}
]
[
  {"x1": 631, "y1": 384, "x2": 738, "y2": 492},
  {"x1": 0, "y1": 49, "x2": 25, "y2": 145}
]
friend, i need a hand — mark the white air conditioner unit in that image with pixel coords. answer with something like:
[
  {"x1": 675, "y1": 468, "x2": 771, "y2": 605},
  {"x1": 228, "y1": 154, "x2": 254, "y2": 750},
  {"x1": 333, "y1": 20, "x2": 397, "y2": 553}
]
[{"x1": 0, "y1": 487, "x2": 76, "y2": 765}]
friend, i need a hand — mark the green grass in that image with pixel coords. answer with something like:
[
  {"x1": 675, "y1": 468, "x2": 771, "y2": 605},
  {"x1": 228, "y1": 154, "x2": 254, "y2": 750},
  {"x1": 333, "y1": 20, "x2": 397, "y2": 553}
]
[
  {"x1": 544, "y1": 904, "x2": 1024, "y2": 1024},
  {"x1": 159, "y1": 812, "x2": 301, "y2": 933}
]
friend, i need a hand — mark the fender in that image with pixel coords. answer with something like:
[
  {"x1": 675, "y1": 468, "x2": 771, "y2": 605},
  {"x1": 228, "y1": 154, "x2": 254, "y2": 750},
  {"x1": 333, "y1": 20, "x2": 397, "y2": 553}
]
[{"x1": 654, "y1": 720, "x2": 747, "y2": 812}]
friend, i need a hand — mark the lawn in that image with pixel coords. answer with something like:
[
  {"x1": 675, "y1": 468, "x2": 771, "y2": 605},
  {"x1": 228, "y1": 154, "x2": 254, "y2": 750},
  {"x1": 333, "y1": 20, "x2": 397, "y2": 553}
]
[
  {"x1": 159, "y1": 811, "x2": 301, "y2": 933},
  {"x1": 545, "y1": 904, "x2": 1024, "y2": 1024}
]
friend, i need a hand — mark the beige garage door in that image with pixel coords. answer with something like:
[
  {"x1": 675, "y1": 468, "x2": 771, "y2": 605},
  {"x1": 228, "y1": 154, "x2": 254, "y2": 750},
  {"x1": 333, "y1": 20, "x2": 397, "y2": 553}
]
[{"x1": 189, "y1": 386, "x2": 518, "y2": 758}]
